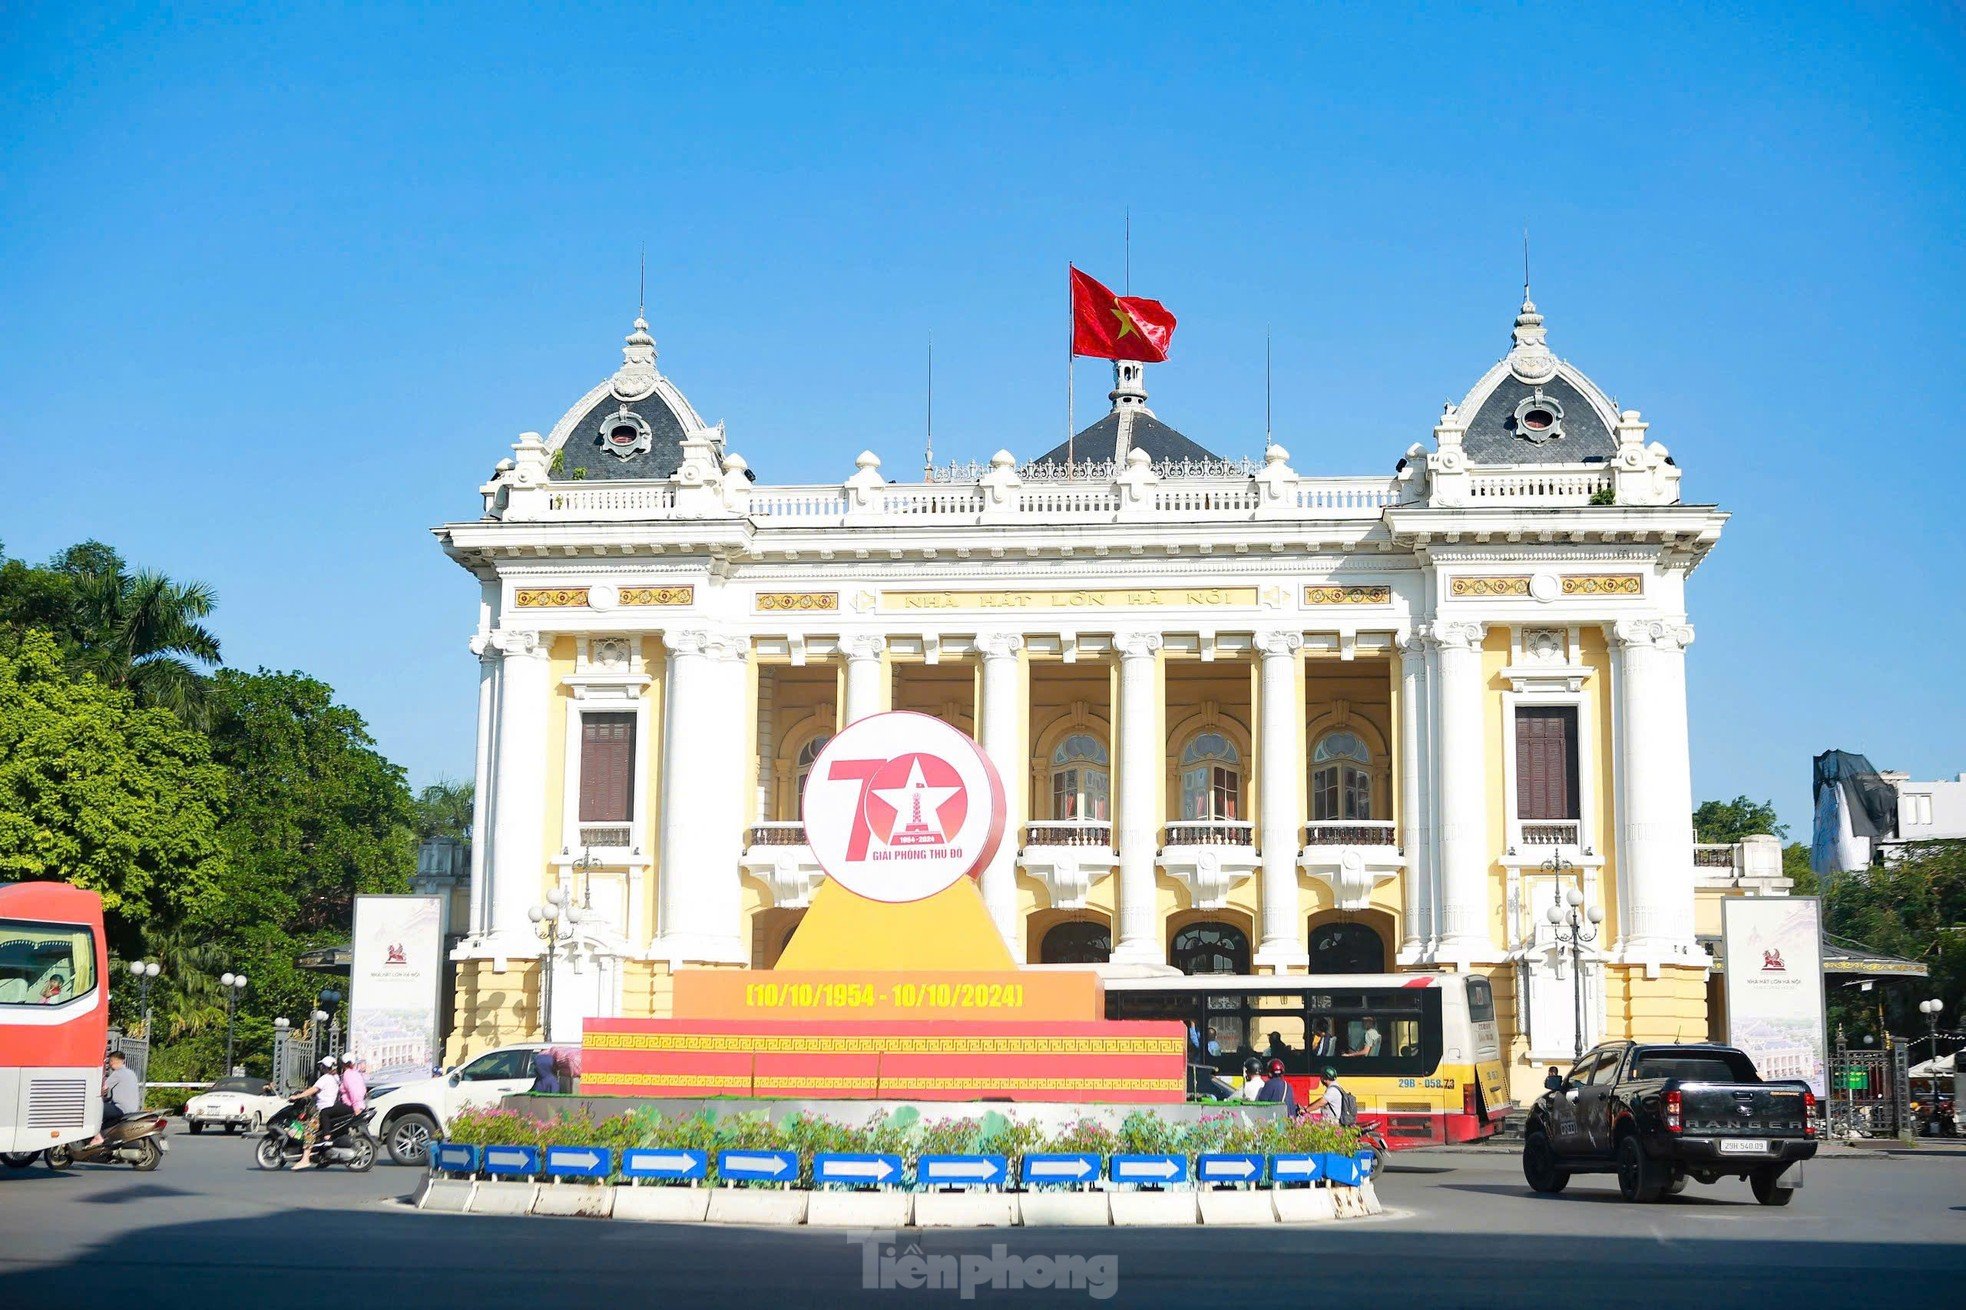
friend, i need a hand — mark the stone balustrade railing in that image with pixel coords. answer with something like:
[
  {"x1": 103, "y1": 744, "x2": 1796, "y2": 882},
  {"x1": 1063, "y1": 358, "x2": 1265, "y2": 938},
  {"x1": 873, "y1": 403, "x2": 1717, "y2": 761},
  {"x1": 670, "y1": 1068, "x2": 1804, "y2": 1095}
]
[
  {"x1": 745, "y1": 821, "x2": 808, "y2": 847},
  {"x1": 1303, "y1": 820, "x2": 1398, "y2": 848},
  {"x1": 1023, "y1": 819, "x2": 1115, "y2": 848},
  {"x1": 1163, "y1": 820, "x2": 1256, "y2": 848}
]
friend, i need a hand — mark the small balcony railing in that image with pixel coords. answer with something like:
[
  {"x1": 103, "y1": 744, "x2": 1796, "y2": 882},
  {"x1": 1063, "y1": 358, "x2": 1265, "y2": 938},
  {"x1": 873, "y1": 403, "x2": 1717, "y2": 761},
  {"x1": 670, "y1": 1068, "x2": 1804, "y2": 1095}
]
[
  {"x1": 1162, "y1": 820, "x2": 1255, "y2": 848},
  {"x1": 1023, "y1": 819, "x2": 1114, "y2": 848},
  {"x1": 577, "y1": 824, "x2": 633, "y2": 849},
  {"x1": 1303, "y1": 820, "x2": 1398, "y2": 848},
  {"x1": 1693, "y1": 844, "x2": 1737, "y2": 868},
  {"x1": 746, "y1": 821, "x2": 808, "y2": 847},
  {"x1": 1519, "y1": 819, "x2": 1582, "y2": 847}
]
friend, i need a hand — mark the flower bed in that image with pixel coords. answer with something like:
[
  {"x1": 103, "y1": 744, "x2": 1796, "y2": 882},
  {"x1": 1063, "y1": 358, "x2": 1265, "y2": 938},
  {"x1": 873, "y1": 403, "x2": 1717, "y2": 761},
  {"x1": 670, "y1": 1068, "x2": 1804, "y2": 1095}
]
[{"x1": 438, "y1": 1105, "x2": 1369, "y2": 1190}]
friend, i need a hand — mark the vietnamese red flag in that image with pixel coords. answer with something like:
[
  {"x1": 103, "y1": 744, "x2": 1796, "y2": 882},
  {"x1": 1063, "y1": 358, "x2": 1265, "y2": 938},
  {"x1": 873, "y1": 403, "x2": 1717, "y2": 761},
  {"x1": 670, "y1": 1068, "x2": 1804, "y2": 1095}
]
[{"x1": 1070, "y1": 265, "x2": 1177, "y2": 362}]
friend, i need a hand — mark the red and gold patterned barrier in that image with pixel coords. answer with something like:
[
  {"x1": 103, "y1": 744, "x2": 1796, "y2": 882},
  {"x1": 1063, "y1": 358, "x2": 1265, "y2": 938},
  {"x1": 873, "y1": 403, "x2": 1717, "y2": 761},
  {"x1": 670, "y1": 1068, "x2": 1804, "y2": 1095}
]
[{"x1": 581, "y1": 1018, "x2": 1188, "y2": 1103}]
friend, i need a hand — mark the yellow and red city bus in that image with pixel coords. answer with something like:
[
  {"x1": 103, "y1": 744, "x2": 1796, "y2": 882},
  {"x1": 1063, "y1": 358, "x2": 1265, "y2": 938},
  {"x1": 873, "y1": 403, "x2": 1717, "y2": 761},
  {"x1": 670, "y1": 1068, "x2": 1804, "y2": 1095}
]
[
  {"x1": 0, "y1": 882, "x2": 110, "y2": 1156},
  {"x1": 1104, "y1": 971, "x2": 1511, "y2": 1146}
]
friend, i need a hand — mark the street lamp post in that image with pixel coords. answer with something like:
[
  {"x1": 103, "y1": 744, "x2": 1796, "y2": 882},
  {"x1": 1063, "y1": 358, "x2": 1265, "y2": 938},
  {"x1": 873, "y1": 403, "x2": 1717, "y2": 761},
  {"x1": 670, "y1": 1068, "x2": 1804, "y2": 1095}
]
[
  {"x1": 128, "y1": 959, "x2": 161, "y2": 1040},
  {"x1": 318, "y1": 989, "x2": 343, "y2": 1061},
  {"x1": 1544, "y1": 871, "x2": 1604, "y2": 1062},
  {"x1": 527, "y1": 885, "x2": 586, "y2": 1042},
  {"x1": 218, "y1": 971, "x2": 248, "y2": 1075},
  {"x1": 310, "y1": 1008, "x2": 330, "y2": 1066},
  {"x1": 1919, "y1": 998, "x2": 1944, "y2": 1052}
]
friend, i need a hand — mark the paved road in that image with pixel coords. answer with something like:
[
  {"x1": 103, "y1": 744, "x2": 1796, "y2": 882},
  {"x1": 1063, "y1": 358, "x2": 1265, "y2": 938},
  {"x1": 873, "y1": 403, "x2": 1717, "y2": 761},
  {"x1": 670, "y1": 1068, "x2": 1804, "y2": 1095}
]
[{"x1": 3, "y1": 1130, "x2": 1962, "y2": 1307}]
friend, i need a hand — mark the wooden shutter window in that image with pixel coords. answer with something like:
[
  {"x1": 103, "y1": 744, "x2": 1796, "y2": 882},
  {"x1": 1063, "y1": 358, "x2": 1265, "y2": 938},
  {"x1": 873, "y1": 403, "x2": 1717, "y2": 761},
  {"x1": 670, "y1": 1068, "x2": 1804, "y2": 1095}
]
[
  {"x1": 579, "y1": 713, "x2": 636, "y2": 822},
  {"x1": 1514, "y1": 707, "x2": 1579, "y2": 820}
]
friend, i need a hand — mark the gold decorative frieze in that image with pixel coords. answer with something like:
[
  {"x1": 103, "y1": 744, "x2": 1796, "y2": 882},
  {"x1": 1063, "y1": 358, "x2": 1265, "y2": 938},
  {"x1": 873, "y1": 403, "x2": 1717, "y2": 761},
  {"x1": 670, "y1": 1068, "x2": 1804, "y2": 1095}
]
[
  {"x1": 1303, "y1": 585, "x2": 1391, "y2": 605},
  {"x1": 1561, "y1": 574, "x2": 1643, "y2": 596},
  {"x1": 756, "y1": 592, "x2": 839, "y2": 612},
  {"x1": 881, "y1": 586, "x2": 1259, "y2": 612},
  {"x1": 1449, "y1": 577, "x2": 1531, "y2": 598},
  {"x1": 514, "y1": 587, "x2": 589, "y2": 608},
  {"x1": 620, "y1": 586, "x2": 695, "y2": 607}
]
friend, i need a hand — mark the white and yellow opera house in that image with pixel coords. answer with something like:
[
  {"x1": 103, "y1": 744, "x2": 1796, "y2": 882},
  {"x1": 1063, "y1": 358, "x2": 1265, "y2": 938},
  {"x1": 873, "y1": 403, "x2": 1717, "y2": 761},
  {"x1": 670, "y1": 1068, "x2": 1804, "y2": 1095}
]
[{"x1": 436, "y1": 289, "x2": 1778, "y2": 1104}]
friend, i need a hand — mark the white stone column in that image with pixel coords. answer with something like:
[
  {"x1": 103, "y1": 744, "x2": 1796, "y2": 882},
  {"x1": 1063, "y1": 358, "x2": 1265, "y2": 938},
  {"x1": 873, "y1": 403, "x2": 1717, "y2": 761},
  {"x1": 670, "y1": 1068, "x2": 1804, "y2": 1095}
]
[
  {"x1": 1610, "y1": 620, "x2": 1700, "y2": 966},
  {"x1": 656, "y1": 630, "x2": 751, "y2": 964},
  {"x1": 466, "y1": 638, "x2": 500, "y2": 939},
  {"x1": 1112, "y1": 632, "x2": 1164, "y2": 965},
  {"x1": 977, "y1": 633, "x2": 1026, "y2": 959},
  {"x1": 485, "y1": 628, "x2": 553, "y2": 952},
  {"x1": 841, "y1": 635, "x2": 887, "y2": 725},
  {"x1": 1427, "y1": 621, "x2": 1491, "y2": 968},
  {"x1": 1396, "y1": 630, "x2": 1432, "y2": 963},
  {"x1": 1255, "y1": 630, "x2": 1307, "y2": 970}
]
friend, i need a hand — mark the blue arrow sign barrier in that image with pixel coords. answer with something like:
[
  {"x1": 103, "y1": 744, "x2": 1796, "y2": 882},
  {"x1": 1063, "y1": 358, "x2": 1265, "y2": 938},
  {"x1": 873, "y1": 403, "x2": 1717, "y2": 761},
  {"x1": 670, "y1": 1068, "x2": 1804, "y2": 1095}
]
[
  {"x1": 1358, "y1": 1150, "x2": 1378, "y2": 1179},
  {"x1": 430, "y1": 1142, "x2": 478, "y2": 1174},
  {"x1": 620, "y1": 1148, "x2": 709, "y2": 1182},
  {"x1": 916, "y1": 1154, "x2": 1008, "y2": 1188},
  {"x1": 1019, "y1": 1152, "x2": 1102, "y2": 1187},
  {"x1": 1268, "y1": 1153, "x2": 1325, "y2": 1184},
  {"x1": 716, "y1": 1149, "x2": 799, "y2": 1184},
  {"x1": 812, "y1": 1153, "x2": 904, "y2": 1188},
  {"x1": 1108, "y1": 1153, "x2": 1188, "y2": 1186},
  {"x1": 544, "y1": 1145, "x2": 613, "y2": 1179},
  {"x1": 1195, "y1": 1153, "x2": 1264, "y2": 1185},
  {"x1": 481, "y1": 1145, "x2": 541, "y2": 1177},
  {"x1": 1323, "y1": 1153, "x2": 1363, "y2": 1186}
]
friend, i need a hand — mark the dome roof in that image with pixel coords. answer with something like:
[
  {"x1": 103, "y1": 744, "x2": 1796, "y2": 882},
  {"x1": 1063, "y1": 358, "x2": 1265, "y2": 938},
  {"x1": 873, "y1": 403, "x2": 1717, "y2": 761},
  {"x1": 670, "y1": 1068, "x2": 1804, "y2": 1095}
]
[
  {"x1": 1450, "y1": 295, "x2": 1622, "y2": 465},
  {"x1": 544, "y1": 315, "x2": 720, "y2": 481},
  {"x1": 1030, "y1": 360, "x2": 1225, "y2": 468}
]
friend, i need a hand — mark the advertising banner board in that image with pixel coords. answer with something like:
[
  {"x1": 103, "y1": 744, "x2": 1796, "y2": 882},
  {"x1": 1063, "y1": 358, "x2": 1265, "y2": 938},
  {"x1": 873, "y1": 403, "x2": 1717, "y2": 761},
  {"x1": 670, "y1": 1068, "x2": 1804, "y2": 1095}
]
[
  {"x1": 1722, "y1": 896, "x2": 1828, "y2": 1098},
  {"x1": 348, "y1": 894, "x2": 445, "y2": 1086}
]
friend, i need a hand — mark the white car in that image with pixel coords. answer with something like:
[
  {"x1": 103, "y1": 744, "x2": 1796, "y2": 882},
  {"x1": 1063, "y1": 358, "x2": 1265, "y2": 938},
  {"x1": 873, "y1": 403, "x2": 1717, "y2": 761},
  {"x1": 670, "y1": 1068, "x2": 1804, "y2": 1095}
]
[
  {"x1": 369, "y1": 1043, "x2": 546, "y2": 1165},
  {"x1": 183, "y1": 1076, "x2": 287, "y2": 1135}
]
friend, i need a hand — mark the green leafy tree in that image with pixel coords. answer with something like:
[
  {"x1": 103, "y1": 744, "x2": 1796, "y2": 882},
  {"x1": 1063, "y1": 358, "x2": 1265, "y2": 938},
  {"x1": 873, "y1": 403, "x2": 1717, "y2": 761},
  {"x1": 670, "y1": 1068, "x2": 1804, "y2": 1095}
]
[
  {"x1": 1692, "y1": 795, "x2": 1789, "y2": 844},
  {"x1": 0, "y1": 631, "x2": 227, "y2": 938},
  {"x1": 1820, "y1": 841, "x2": 1966, "y2": 1046},
  {"x1": 414, "y1": 778, "x2": 475, "y2": 842}
]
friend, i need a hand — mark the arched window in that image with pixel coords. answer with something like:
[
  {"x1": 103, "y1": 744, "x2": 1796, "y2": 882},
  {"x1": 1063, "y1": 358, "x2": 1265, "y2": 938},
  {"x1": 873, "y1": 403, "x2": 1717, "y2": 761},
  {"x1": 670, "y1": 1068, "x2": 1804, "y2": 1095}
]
[
  {"x1": 1170, "y1": 922, "x2": 1249, "y2": 976},
  {"x1": 1039, "y1": 921, "x2": 1112, "y2": 964},
  {"x1": 792, "y1": 733, "x2": 831, "y2": 818},
  {"x1": 1178, "y1": 732, "x2": 1242, "y2": 821},
  {"x1": 1308, "y1": 921, "x2": 1386, "y2": 974},
  {"x1": 1049, "y1": 733, "x2": 1110, "y2": 820},
  {"x1": 1312, "y1": 730, "x2": 1372, "y2": 821}
]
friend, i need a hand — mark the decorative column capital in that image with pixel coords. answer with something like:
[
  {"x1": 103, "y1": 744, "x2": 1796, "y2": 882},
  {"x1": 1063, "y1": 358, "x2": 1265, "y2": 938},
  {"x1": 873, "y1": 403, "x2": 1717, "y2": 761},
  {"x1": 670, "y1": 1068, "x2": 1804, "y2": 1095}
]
[
  {"x1": 1420, "y1": 620, "x2": 1486, "y2": 651},
  {"x1": 1253, "y1": 629, "x2": 1304, "y2": 659},
  {"x1": 976, "y1": 632, "x2": 1025, "y2": 662},
  {"x1": 668, "y1": 628, "x2": 750, "y2": 661},
  {"x1": 489, "y1": 627, "x2": 550, "y2": 659},
  {"x1": 1610, "y1": 619, "x2": 1694, "y2": 652},
  {"x1": 1114, "y1": 631, "x2": 1163, "y2": 661},
  {"x1": 839, "y1": 633, "x2": 888, "y2": 662}
]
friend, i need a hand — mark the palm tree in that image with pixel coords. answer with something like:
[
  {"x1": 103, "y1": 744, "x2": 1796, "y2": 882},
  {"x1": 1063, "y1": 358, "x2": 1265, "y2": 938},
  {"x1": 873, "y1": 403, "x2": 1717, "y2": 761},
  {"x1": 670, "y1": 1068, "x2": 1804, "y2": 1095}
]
[{"x1": 57, "y1": 544, "x2": 222, "y2": 725}]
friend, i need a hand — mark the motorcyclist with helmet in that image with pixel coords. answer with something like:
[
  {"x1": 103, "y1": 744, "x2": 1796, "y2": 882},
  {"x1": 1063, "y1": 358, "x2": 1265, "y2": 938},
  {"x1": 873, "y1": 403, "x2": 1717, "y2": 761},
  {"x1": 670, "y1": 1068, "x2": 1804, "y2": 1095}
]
[{"x1": 288, "y1": 1055, "x2": 341, "y2": 1170}]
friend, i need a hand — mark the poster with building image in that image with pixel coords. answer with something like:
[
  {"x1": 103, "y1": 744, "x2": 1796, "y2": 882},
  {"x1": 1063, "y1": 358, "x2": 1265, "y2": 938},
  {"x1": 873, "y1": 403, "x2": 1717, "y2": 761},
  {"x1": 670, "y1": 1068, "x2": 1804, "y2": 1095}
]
[
  {"x1": 348, "y1": 895, "x2": 445, "y2": 1086},
  {"x1": 1722, "y1": 896, "x2": 1828, "y2": 1098}
]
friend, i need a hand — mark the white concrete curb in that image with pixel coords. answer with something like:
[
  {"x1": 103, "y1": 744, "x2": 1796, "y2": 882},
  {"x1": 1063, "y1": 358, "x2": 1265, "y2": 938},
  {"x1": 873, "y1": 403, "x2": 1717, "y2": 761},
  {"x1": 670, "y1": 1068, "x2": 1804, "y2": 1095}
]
[
  {"x1": 470, "y1": 1181, "x2": 538, "y2": 1215},
  {"x1": 1197, "y1": 1189, "x2": 1277, "y2": 1225},
  {"x1": 806, "y1": 1190, "x2": 913, "y2": 1228},
  {"x1": 912, "y1": 1191, "x2": 1018, "y2": 1228},
  {"x1": 1109, "y1": 1190, "x2": 1200, "y2": 1226},
  {"x1": 613, "y1": 1186, "x2": 712, "y2": 1223},
  {"x1": 1017, "y1": 1191, "x2": 1111, "y2": 1226},
  {"x1": 1272, "y1": 1187, "x2": 1337, "y2": 1223},
  {"x1": 705, "y1": 1187, "x2": 809, "y2": 1225},
  {"x1": 533, "y1": 1183, "x2": 615, "y2": 1219}
]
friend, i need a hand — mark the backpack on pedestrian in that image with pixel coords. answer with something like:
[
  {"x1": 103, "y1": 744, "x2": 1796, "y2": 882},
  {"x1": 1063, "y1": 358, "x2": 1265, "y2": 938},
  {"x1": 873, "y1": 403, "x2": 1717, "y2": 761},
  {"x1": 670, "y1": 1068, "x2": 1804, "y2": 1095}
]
[{"x1": 1338, "y1": 1086, "x2": 1359, "y2": 1127}]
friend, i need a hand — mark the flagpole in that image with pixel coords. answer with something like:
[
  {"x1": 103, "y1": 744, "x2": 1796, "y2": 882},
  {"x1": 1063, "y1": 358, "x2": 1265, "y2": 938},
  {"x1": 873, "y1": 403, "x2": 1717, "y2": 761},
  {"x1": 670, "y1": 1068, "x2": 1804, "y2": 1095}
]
[{"x1": 1066, "y1": 263, "x2": 1075, "y2": 469}]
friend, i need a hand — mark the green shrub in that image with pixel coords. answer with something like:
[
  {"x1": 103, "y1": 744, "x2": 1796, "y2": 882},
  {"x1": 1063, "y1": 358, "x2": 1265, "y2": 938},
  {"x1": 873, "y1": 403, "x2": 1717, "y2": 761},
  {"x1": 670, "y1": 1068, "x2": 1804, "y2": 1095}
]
[
  {"x1": 914, "y1": 1116, "x2": 985, "y2": 1161},
  {"x1": 1042, "y1": 1117, "x2": 1121, "y2": 1156},
  {"x1": 978, "y1": 1117, "x2": 1046, "y2": 1178},
  {"x1": 1116, "y1": 1109, "x2": 1183, "y2": 1157}
]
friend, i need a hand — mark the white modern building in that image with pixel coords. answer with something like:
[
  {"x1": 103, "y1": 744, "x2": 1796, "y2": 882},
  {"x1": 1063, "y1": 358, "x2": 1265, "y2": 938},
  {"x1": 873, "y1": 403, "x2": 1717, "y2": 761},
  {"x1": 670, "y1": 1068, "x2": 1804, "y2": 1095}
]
[{"x1": 436, "y1": 287, "x2": 1742, "y2": 1102}]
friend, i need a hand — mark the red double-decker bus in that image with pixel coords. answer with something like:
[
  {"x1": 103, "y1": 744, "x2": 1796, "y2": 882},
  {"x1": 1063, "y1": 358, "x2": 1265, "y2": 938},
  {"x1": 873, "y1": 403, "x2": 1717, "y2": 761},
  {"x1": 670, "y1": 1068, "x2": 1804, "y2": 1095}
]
[{"x1": 0, "y1": 882, "x2": 110, "y2": 1155}]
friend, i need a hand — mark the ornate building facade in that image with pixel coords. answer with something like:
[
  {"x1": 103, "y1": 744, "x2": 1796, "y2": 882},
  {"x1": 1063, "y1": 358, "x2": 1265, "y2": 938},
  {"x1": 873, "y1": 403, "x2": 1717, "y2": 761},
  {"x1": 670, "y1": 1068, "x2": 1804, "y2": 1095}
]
[{"x1": 437, "y1": 292, "x2": 1730, "y2": 1102}]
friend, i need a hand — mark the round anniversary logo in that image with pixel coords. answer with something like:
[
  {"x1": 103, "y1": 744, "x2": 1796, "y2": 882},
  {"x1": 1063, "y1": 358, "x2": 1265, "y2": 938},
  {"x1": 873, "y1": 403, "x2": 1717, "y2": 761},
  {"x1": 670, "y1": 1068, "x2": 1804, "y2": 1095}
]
[{"x1": 800, "y1": 711, "x2": 1006, "y2": 903}]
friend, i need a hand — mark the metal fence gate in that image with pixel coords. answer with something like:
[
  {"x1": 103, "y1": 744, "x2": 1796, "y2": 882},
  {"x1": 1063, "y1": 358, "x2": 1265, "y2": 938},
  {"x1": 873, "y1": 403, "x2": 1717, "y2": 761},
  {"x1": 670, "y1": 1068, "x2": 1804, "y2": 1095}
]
[
  {"x1": 272, "y1": 1028, "x2": 315, "y2": 1096},
  {"x1": 106, "y1": 1027, "x2": 150, "y2": 1086},
  {"x1": 1828, "y1": 1044, "x2": 1911, "y2": 1139}
]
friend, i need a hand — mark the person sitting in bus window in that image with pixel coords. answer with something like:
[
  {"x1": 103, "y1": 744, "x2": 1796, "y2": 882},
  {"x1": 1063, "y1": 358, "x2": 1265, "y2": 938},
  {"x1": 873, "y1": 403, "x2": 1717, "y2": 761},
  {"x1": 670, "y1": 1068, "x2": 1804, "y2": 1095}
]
[
  {"x1": 1345, "y1": 1015, "x2": 1382, "y2": 1057},
  {"x1": 39, "y1": 974, "x2": 66, "y2": 1003},
  {"x1": 1238, "y1": 1057, "x2": 1265, "y2": 1102},
  {"x1": 1308, "y1": 1018, "x2": 1338, "y2": 1059},
  {"x1": 1266, "y1": 1031, "x2": 1293, "y2": 1063},
  {"x1": 1256, "y1": 1057, "x2": 1298, "y2": 1117}
]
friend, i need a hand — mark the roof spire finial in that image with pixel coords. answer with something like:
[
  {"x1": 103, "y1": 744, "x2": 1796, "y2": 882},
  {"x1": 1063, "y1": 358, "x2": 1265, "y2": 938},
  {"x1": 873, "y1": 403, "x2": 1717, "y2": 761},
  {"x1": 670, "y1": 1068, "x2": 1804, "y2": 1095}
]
[
  {"x1": 639, "y1": 243, "x2": 646, "y2": 319},
  {"x1": 613, "y1": 262, "x2": 660, "y2": 399},
  {"x1": 1507, "y1": 235, "x2": 1557, "y2": 383},
  {"x1": 1522, "y1": 225, "x2": 1531, "y2": 303}
]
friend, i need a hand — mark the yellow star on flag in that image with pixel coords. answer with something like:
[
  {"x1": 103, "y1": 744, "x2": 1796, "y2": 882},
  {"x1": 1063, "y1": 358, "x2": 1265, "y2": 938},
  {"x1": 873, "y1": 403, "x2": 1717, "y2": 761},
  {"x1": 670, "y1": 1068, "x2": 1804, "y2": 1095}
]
[{"x1": 1110, "y1": 305, "x2": 1139, "y2": 339}]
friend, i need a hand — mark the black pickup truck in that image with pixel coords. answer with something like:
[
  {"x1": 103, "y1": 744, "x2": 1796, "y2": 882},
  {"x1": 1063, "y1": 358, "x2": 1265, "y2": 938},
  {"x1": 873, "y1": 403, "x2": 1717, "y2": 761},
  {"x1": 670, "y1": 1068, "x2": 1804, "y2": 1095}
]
[{"x1": 1522, "y1": 1041, "x2": 1817, "y2": 1205}]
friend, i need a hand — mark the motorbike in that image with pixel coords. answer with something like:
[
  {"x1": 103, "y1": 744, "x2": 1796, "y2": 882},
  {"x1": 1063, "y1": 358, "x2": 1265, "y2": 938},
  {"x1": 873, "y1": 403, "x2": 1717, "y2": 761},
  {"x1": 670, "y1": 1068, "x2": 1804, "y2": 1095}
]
[
  {"x1": 256, "y1": 1102, "x2": 377, "y2": 1171},
  {"x1": 0, "y1": 1112, "x2": 171, "y2": 1171}
]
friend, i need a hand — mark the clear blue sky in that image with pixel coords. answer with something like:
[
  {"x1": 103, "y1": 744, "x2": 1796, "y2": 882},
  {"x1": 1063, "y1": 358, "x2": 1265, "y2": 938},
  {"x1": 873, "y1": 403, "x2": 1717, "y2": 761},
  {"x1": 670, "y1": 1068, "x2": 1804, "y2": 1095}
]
[{"x1": 4, "y1": 4, "x2": 1961, "y2": 835}]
